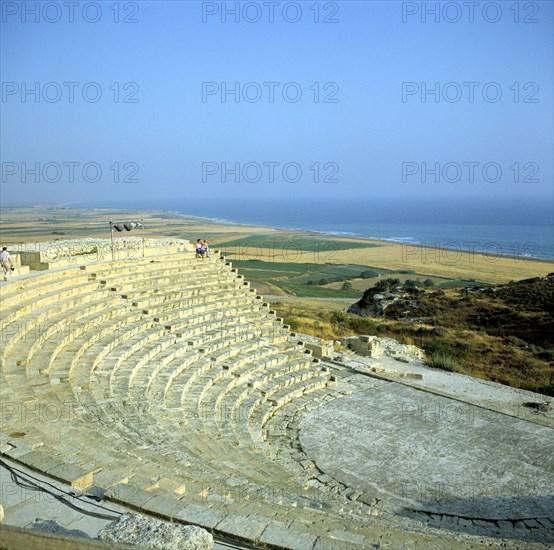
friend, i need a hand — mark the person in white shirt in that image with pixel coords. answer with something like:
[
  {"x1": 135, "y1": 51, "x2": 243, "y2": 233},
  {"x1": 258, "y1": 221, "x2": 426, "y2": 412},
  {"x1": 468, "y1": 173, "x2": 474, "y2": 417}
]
[
  {"x1": 0, "y1": 247, "x2": 15, "y2": 281},
  {"x1": 203, "y1": 240, "x2": 211, "y2": 259}
]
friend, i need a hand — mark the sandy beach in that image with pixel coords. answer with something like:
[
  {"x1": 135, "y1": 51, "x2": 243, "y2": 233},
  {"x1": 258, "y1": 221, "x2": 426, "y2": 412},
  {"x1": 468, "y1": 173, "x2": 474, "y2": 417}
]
[{"x1": 1, "y1": 206, "x2": 551, "y2": 284}]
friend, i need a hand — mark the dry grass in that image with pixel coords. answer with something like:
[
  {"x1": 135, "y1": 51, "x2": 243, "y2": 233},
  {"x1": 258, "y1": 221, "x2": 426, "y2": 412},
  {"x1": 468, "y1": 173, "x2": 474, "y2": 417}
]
[
  {"x1": 225, "y1": 243, "x2": 551, "y2": 284},
  {"x1": 272, "y1": 298, "x2": 554, "y2": 396}
]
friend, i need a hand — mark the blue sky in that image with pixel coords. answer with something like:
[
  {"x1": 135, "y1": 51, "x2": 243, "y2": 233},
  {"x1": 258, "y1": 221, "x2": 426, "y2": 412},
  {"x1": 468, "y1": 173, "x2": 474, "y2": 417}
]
[{"x1": 1, "y1": 0, "x2": 552, "y2": 206}]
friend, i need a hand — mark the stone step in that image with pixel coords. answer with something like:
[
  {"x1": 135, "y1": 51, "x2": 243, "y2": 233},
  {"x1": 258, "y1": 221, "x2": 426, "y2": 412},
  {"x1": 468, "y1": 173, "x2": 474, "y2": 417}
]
[
  {"x1": 87, "y1": 258, "x2": 233, "y2": 293},
  {"x1": 96, "y1": 311, "x2": 276, "y2": 401},
  {"x1": 122, "y1": 276, "x2": 239, "y2": 302},
  {"x1": 148, "y1": 299, "x2": 263, "y2": 325},
  {"x1": 1, "y1": 249, "x2": 410, "y2": 548},
  {"x1": 1, "y1": 277, "x2": 105, "y2": 329},
  {"x1": 26, "y1": 304, "x2": 137, "y2": 379},
  {"x1": 161, "y1": 335, "x2": 276, "y2": 410},
  {"x1": 1, "y1": 289, "x2": 121, "y2": 371},
  {"x1": 130, "y1": 317, "x2": 277, "y2": 399},
  {"x1": 105, "y1": 268, "x2": 236, "y2": 298},
  {"x1": 257, "y1": 374, "x2": 333, "y2": 430},
  {"x1": 129, "y1": 286, "x2": 250, "y2": 312},
  {"x1": 198, "y1": 347, "x2": 292, "y2": 414},
  {"x1": 0, "y1": 250, "x2": 216, "y2": 304},
  {"x1": 45, "y1": 310, "x2": 148, "y2": 391},
  {"x1": 0, "y1": 267, "x2": 92, "y2": 306},
  {"x1": 86, "y1": 253, "x2": 226, "y2": 278},
  {"x1": 236, "y1": 368, "x2": 329, "y2": 446},
  {"x1": 70, "y1": 318, "x2": 160, "y2": 395}
]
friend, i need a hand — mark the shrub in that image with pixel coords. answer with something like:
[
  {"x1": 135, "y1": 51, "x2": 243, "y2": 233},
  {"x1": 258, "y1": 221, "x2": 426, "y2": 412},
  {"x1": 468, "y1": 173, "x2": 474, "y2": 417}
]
[
  {"x1": 423, "y1": 279, "x2": 435, "y2": 287},
  {"x1": 374, "y1": 278, "x2": 400, "y2": 292},
  {"x1": 342, "y1": 281, "x2": 352, "y2": 290},
  {"x1": 431, "y1": 326, "x2": 448, "y2": 337},
  {"x1": 536, "y1": 350, "x2": 554, "y2": 361},
  {"x1": 424, "y1": 339, "x2": 468, "y2": 361},
  {"x1": 426, "y1": 352, "x2": 462, "y2": 372},
  {"x1": 330, "y1": 311, "x2": 347, "y2": 324}
]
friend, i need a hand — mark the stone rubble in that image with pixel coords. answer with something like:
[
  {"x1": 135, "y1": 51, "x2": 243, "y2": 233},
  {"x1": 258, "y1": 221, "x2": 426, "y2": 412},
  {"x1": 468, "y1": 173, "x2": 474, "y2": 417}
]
[{"x1": 98, "y1": 512, "x2": 213, "y2": 550}]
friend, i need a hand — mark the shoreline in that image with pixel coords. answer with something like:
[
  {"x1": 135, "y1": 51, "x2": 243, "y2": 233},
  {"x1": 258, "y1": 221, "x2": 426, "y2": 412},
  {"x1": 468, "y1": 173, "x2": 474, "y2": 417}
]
[
  {"x1": 1, "y1": 207, "x2": 552, "y2": 283},
  {"x1": 167, "y1": 209, "x2": 554, "y2": 265},
  {"x1": 7, "y1": 203, "x2": 554, "y2": 264}
]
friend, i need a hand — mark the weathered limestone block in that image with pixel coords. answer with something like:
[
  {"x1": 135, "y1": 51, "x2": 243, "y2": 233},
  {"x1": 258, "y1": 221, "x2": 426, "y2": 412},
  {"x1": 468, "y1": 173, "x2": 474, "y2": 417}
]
[
  {"x1": 340, "y1": 335, "x2": 425, "y2": 363},
  {"x1": 98, "y1": 512, "x2": 213, "y2": 549},
  {"x1": 340, "y1": 336, "x2": 381, "y2": 357},
  {"x1": 303, "y1": 341, "x2": 334, "y2": 358}
]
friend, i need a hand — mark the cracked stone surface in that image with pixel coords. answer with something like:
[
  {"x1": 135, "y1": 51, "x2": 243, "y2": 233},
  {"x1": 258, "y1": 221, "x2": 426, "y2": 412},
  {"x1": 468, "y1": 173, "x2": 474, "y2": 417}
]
[{"x1": 299, "y1": 380, "x2": 554, "y2": 520}]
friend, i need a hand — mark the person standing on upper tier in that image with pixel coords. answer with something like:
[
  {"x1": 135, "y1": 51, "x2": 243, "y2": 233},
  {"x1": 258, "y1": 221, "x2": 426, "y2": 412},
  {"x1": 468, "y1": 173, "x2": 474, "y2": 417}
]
[
  {"x1": 0, "y1": 247, "x2": 15, "y2": 281},
  {"x1": 203, "y1": 240, "x2": 211, "y2": 259}
]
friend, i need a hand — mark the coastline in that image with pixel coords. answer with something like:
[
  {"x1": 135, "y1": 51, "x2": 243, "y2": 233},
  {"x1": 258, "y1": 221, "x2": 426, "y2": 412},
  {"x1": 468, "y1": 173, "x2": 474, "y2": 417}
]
[
  {"x1": 168, "y1": 208, "x2": 554, "y2": 266},
  {"x1": 1, "y1": 206, "x2": 552, "y2": 284}
]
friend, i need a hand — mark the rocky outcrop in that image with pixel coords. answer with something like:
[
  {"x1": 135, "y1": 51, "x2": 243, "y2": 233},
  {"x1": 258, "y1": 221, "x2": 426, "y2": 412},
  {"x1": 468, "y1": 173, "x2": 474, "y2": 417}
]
[
  {"x1": 98, "y1": 513, "x2": 213, "y2": 550},
  {"x1": 348, "y1": 291, "x2": 401, "y2": 317}
]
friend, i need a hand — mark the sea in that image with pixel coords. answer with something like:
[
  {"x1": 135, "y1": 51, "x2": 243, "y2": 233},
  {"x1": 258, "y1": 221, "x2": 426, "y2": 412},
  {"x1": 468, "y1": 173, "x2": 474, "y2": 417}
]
[{"x1": 83, "y1": 197, "x2": 554, "y2": 262}]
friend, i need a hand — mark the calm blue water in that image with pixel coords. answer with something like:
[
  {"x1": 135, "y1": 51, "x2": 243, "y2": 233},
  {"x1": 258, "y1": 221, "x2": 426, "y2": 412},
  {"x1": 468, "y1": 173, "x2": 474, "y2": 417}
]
[{"x1": 82, "y1": 197, "x2": 554, "y2": 261}]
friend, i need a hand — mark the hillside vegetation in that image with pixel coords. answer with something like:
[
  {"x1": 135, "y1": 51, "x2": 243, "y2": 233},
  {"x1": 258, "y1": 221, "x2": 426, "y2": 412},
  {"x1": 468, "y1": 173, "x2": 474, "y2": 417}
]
[
  {"x1": 228, "y1": 259, "x2": 484, "y2": 299},
  {"x1": 273, "y1": 275, "x2": 554, "y2": 396}
]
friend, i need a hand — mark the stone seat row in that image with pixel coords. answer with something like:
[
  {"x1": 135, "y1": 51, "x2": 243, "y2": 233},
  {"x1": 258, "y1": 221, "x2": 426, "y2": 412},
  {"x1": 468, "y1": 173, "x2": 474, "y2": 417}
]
[
  {"x1": 1, "y1": 253, "x2": 233, "y2": 321},
  {"x1": 0, "y1": 266, "x2": 92, "y2": 305},
  {"x1": 2, "y1": 292, "x2": 128, "y2": 373},
  {"x1": 3, "y1": 427, "x2": 372, "y2": 550},
  {"x1": 18, "y1": 296, "x2": 276, "y2": 404},
  {"x1": 0, "y1": 251, "x2": 236, "y2": 315},
  {"x1": 1, "y1": 261, "x2": 256, "y2": 367},
  {"x1": 123, "y1": 282, "x2": 257, "y2": 315},
  {"x1": 0, "y1": 251, "x2": 228, "y2": 312},
  {"x1": 1, "y1": 256, "x2": 288, "y2": 424},
  {"x1": 49, "y1": 344, "x2": 316, "y2": 488},
  {"x1": 4, "y1": 334, "x2": 316, "y2": 450},
  {"x1": 48, "y1": 308, "x2": 278, "y2": 414},
  {"x1": 35, "y1": 302, "x2": 285, "y2": 410},
  {"x1": 42, "y1": 322, "x2": 320, "y2": 476},
  {"x1": 2, "y1": 290, "x2": 253, "y2": 378},
  {"x1": 98, "y1": 261, "x2": 235, "y2": 295},
  {"x1": 1, "y1": 276, "x2": 107, "y2": 328},
  {"x1": 142, "y1": 347, "x2": 326, "y2": 454}
]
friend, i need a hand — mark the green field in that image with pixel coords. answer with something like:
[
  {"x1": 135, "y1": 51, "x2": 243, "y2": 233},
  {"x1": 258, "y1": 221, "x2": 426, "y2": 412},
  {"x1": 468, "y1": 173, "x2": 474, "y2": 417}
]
[
  {"x1": 437, "y1": 279, "x2": 486, "y2": 289},
  {"x1": 218, "y1": 234, "x2": 379, "y2": 254},
  {"x1": 229, "y1": 258, "x2": 495, "y2": 299},
  {"x1": 269, "y1": 280, "x2": 361, "y2": 298}
]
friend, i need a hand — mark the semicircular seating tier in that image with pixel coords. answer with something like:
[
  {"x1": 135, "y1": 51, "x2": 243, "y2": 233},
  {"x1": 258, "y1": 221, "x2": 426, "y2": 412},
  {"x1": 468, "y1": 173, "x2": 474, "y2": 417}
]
[{"x1": 1, "y1": 242, "x2": 552, "y2": 549}]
